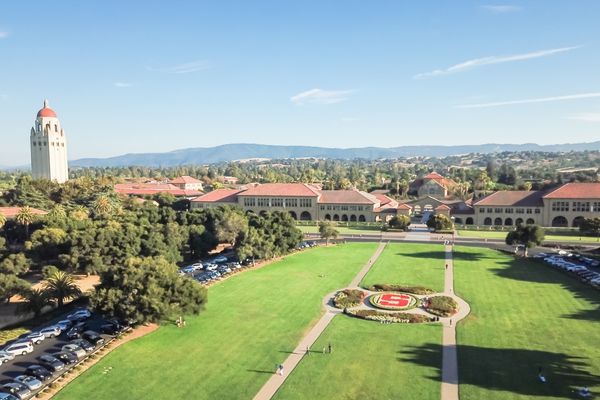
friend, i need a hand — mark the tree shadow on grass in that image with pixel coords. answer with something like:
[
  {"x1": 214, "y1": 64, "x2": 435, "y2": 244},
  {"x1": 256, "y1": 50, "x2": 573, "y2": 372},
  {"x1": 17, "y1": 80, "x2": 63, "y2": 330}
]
[
  {"x1": 399, "y1": 343, "x2": 600, "y2": 398},
  {"x1": 394, "y1": 251, "x2": 447, "y2": 261},
  {"x1": 247, "y1": 369, "x2": 275, "y2": 375}
]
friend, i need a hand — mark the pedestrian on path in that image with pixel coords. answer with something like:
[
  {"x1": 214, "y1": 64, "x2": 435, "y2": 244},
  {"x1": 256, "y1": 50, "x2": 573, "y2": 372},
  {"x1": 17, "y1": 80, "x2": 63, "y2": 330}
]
[
  {"x1": 328, "y1": 343, "x2": 332, "y2": 354},
  {"x1": 449, "y1": 318, "x2": 452, "y2": 326},
  {"x1": 445, "y1": 263, "x2": 448, "y2": 270},
  {"x1": 306, "y1": 346, "x2": 310, "y2": 356},
  {"x1": 279, "y1": 364, "x2": 285, "y2": 376}
]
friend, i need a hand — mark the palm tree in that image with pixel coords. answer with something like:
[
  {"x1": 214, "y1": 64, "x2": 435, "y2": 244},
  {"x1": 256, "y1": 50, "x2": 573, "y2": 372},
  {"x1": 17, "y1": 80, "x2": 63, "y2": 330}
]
[
  {"x1": 15, "y1": 206, "x2": 34, "y2": 238},
  {"x1": 48, "y1": 204, "x2": 67, "y2": 220},
  {"x1": 0, "y1": 212, "x2": 6, "y2": 230},
  {"x1": 45, "y1": 271, "x2": 82, "y2": 308},
  {"x1": 17, "y1": 288, "x2": 53, "y2": 317},
  {"x1": 92, "y1": 195, "x2": 112, "y2": 217}
]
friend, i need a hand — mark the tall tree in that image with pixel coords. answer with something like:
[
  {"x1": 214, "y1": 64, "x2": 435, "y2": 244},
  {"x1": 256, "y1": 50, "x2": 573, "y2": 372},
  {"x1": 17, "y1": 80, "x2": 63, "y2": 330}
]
[
  {"x1": 44, "y1": 270, "x2": 82, "y2": 307},
  {"x1": 505, "y1": 225, "x2": 545, "y2": 257},
  {"x1": 426, "y1": 214, "x2": 454, "y2": 232},
  {"x1": 17, "y1": 288, "x2": 53, "y2": 317},
  {"x1": 216, "y1": 210, "x2": 248, "y2": 247},
  {"x1": 15, "y1": 206, "x2": 35, "y2": 238},
  {"x1": 319, "y1": 221, "x2": 339, "y2": 245},
  {"x1": 0, "y1": 212, "x2": 6, "y2": 230}
]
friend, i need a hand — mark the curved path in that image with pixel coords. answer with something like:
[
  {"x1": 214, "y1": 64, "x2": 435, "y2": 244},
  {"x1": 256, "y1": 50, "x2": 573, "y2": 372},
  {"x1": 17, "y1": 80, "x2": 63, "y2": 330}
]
[{"x1": 252, "y1": 242, "x2": 387, "y2": 400}]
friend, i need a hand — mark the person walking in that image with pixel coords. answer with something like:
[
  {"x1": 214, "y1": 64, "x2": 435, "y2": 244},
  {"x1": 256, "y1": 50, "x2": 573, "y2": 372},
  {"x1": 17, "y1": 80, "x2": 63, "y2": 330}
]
[
  {"x1": 328, "y1": 343, "x2": 332, "y2": 354},
  {"x1": 279, "y1": 364, "x2": 285, "y2": 376},
  {"x1": 445, "y1": 263, "x2": 448, "y2": 270},
  {"x1": 306, "y1": 346, "x2": 310, "y2": 356},
  {"x1": 449, "y1": 319, "x2": 452, "y2": 326}
]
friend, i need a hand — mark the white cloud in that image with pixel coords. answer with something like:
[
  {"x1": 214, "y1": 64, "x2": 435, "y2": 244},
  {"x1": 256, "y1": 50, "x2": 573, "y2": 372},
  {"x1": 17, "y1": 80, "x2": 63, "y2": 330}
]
[
  {"x1": 414, "y1": 46, "x2": 580, "y2": 79},
  {"x1": 290, "y1": 88, "x2": 353, "y2": 105},
  {"x1": 482, "y1": 5, "x2": 521, "y2": 13},
  {"x1": 114, "y1": 82, "x2": 133, "y2": 88},
  {"x1": 456, "y1": 92, "x2": 600, "y2": 109},
  {"x1": 0, "y1": 31, "x2": 9, "y2": 39},
  {"x1": 147, "y1": 60, "x2": 210, "y2": 74},
  {"x1": 568, "y1": 112, "x2": 600, "y2": 122}
]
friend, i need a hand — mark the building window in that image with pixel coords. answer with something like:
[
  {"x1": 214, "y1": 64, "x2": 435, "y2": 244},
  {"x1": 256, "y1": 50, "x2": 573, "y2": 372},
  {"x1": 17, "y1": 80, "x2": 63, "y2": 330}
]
[
  {"x1": 504, "y1": 208, "x2": 514, "y2": 214},
  {"x1": 358, "y1": 206, "x2": 363, "y2": 211},
  {"x1": 534, "y1": 208, "x2": 541, "y2": 214},
  {"x1": 516, "y1": 208, "x2": 524, "y2": 214},
  {"x1": 573, "y1": 201, "x2": 590, "y2": 212},
  {"x1": 243, "y1": 198, "x2": 255, "y2": 207},
  {"x1": 320, "y1": 205, "x2": 325, "y2": 210},
  {"x1": 526, "y1": 209, "x2": 532, "y2": 214},
  {"x1": 551, "y1": 201, "x2": 569, "y2": 212},
  {"x1": 593, "y1": 202, "x2": 600, "y2": 212},
  {"x1": 271, "y1": 198, "x2": 283, "y2": 207},
  {"x1": 487, "y1": 208, "x2": 493, "y2": 213},
  {"x1": 257, "y1": 198, "x2": 268, "y2": 207},
  {"x1": 494, "y1": 208, "x2": 503, "y2": 213},
  {"x1": 54, "y1": 125, "x2": 58, "y2": 132}
]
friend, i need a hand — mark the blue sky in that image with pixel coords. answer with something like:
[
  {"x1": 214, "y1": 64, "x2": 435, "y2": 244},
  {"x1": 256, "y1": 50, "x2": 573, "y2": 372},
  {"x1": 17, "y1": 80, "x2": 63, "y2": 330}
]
[{"x1": 1, "y1": 1, "x2": 600, "y2": 165}]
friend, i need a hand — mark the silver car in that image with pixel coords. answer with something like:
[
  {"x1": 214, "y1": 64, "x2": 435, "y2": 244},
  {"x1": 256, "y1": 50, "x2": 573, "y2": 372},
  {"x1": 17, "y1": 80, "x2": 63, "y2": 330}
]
[
  {"x1": 25, "y1": 331, "x2": 45, "y2": 345},
  {"x1": 0, "y1": 351, "x2": 15, "y2": 363},
  {"x1": 14, "y1": 375, "x2": 42, "y2": 391},
  {"x1": 39, "y1": 325, "x2": 61, "y2": 338},
  {"x1": 61, "y1": 344, "x2": 86, "y2": 359}
]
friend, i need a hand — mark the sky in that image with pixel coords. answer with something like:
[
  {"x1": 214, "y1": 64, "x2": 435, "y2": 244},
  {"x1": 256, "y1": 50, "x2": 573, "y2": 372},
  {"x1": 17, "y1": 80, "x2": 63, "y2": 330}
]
[{"x1": 1, "y1": 1, "x2": 600, "y2": 166}]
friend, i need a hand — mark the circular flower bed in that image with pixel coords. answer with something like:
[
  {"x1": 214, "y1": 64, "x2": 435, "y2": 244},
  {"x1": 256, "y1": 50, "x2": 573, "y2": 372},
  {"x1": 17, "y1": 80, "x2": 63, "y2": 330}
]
[
  {"x1": 368, "y1": 292, "x2": 417, "y2": 311},
  {"x1": 333, "y1": 289, "x2": 366, "y2": 309},
  {"x1": 423, "y1": 296, "x2": 458, "y2": 317}
]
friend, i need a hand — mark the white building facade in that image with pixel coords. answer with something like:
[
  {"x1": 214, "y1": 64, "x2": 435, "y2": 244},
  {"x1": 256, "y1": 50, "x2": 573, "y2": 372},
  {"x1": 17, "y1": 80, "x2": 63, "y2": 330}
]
[{"x1": 30, "y1": 100, "x2": 69, "y2": 183}]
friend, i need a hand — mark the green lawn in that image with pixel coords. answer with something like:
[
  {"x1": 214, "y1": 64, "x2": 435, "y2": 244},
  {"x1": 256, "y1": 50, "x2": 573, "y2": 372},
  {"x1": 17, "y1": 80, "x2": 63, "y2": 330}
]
[
  {"x1": 457, "y1": 229, "x2": 600, "y2": 243},
  {"x1": 452, "y1": 246, "x2": 600, "y2": 399},
  {"x1": 273, "y1": 317, "x2": 442, "y2": 400},
  {"x1": 54, "y1": 243, "x2": 378, "y2": 400},
  {"x1": 362, "y1": 243, "x2": 446, "y2": 292}
]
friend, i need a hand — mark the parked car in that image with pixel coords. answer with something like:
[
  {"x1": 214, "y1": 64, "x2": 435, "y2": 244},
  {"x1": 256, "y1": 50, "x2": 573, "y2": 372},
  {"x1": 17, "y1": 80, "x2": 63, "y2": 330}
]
[
  {"x1": 39, "y1": 325, "x2": 62, "y2": 338},
  {"x1": 13, "y1": 375, "x2": 42, "y2": 391},
  {"x1": 3, "y1": 342, "x2": 34, "y2": 357},
  {"x1": 0, "y1": 351, "x2": 15, "y2": 363},
  {"x1": 56, "y1": 319, "x2": 73, "y2": 331},
  {"x1": 24, "y1": 331, "x2": 45, "y2": 345},
  {"x1": 38, "y1": 354, "x2": 65, "y2": 372},
  {"x1": 213, "y1": 255, "x2": 228, "y2": 264},
  {"x1": 67, "y1": 309, "x2": 91, "y2": 322},
  {"x1": 24, "y1": 365, "x2": 52, "y2": 381},
  {"x1": 66, "y1": 321, "x2": 87, "y2": 339},
  {"x1": 53, "y1": 351, "x2": 78, "y2": 365},
  {"x1": 100, "y1": 321, "x2": 125, "y2": 335},
  {"x1": 61, "y1": 344, "x2": 86, "y2": 359},
  {"x1": 82, "y1": 331, "x2": 105, "y2": 346},
  {"x1": 0, "y1": 393, "x2": 18, "y2": 400},
  {"x1": 0, "y1": 383, "x2": 31, "y2": 400},
  {"x1": 70, "y1": 339, "x2": 95, "y2": 353}
]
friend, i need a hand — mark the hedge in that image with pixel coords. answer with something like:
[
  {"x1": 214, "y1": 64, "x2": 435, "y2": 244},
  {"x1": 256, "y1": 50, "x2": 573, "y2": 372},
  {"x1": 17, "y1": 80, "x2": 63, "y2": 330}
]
[
  {"x1": 346, "y1": 309, "x2": 432, "y2": 323},
  {"x1": 366, "y1": 284, "x2": 435, "y2": 295},
  {"x1": 333, "y1": 289, "x2": 366, "y2": 309},
  {"x1": 424, "y1": 296, "x2": 458, "y2": 317}
]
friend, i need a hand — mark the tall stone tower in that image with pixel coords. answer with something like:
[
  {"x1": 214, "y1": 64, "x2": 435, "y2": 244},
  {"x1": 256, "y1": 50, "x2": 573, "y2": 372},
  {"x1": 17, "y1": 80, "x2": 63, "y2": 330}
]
[{"x1": 30, "y1": 100, "x2": 69, "y2": 183}]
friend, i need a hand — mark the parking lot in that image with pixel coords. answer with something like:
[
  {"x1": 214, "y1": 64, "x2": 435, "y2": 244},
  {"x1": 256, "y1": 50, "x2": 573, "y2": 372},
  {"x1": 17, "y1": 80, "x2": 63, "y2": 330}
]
[
  {"x1": 0, "y1": 310, "x2": 128, "y2": 399},
  {"x1": 534, "y1": 250, "x2": 600, "y2": 289}
]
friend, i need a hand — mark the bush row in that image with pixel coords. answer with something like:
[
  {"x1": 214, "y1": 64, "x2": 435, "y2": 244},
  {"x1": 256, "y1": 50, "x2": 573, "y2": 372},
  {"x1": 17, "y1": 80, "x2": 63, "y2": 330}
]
[
  {"x1": 346, "y1": 309, "x2": 432, "y2": 323},
  {"x1": 333, "y1": 289, "x2": 366, "y2": 309},
  {"x1": 424, "y1": 296, "x2": 458, "y2": 317},
  {"x1": 366, "y1": 284, "x2": 435, "y2": 295}
]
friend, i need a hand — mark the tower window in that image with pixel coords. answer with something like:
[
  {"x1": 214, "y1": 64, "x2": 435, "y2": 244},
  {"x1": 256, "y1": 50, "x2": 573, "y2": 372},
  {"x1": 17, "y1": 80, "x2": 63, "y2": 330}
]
[{"x1": 54, "y1": 125, "x2": 58, "y2": 132}]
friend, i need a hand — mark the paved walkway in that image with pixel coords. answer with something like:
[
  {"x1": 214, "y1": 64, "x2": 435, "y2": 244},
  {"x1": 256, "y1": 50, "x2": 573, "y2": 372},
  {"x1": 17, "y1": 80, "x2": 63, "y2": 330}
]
[
  {"x1": 252, "y1": 242, "x2": 387, "y2": 400},
  {"x1": 441, "y1": 244, "x2": 471, "y2": 400}
]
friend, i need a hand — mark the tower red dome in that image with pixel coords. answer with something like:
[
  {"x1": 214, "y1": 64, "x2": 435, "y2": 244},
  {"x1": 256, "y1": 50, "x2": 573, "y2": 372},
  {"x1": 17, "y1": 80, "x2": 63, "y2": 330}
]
[{"x1": 37, "y1": 99, "x2": 57, "y2": 118}]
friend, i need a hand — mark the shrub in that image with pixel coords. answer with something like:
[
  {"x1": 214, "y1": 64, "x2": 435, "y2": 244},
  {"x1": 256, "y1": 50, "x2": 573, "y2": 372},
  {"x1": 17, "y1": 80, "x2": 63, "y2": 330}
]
[
  {"x1": 424, "y1": 296, "x2": 458, "y2": 317},
  {"x1": 366, "y1": 284, "x2": 434, "y2": 295},
  {"x1": 333, "y1": 289, "x2": 365, "y2": 309},
  {"x1": 346, "y1": 309, "x2": 431, "y2": 323}
]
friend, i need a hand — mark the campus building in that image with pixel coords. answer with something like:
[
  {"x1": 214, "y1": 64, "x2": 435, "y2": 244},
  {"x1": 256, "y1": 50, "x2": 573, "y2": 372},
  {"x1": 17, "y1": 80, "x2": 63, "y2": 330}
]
[
  {"x1": 114, "y1": 177, "x2": 203, "y2": 198},
  {"x1": 190, "y1": 183, "x2": 398, "y2": 222},
  {"x1": 30, "y1": 100, "x2": 69, "y2": 183}
]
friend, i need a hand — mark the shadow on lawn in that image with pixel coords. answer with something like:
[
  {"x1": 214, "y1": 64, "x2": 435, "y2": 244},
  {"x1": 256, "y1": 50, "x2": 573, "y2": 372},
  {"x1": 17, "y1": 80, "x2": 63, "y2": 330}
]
[
  {"x1": 399, "y1": 343, "x2": 600, "y2": 398},
  {"x1": 394, "y1": 251, "x2": 446, "y2": 261}
]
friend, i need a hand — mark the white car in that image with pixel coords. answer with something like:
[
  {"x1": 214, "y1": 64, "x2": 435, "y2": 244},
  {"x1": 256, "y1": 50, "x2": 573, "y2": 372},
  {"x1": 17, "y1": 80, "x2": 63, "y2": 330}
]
[
  {"x1": 14, "y1": 375, "x2": 42, "y2": 391},
  {"x1": 39, "y1": 325, "x2": 62, "y2": 338},
  {"x1": 213, "y1": 256, "x2": 228, "y2": 264},
  {"x1": 26, "y1": 331, "x2": 45, "y2": 345},
  {"x1": 62, "y1": 344, "x2": 86, "y2": 359},
  {"x1": 0, "y1": 351, "x2": 15, "y2": 363},
  {"x1": 3, "y1": 342, "x2": 34, "y2": 356}
]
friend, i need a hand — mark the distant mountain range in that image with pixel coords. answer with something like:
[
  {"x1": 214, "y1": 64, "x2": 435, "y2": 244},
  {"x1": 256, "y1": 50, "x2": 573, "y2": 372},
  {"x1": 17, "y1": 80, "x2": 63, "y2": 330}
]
[{"x1": 68, "y1": 141, "x2": 600, "y2": 168}]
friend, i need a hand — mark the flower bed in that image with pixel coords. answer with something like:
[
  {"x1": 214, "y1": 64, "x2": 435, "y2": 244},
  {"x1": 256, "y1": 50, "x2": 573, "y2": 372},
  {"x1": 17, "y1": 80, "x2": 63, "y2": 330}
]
[
  {"x1": 423, "y1": 296, "x2": 458, "y2": 317},
  {"x1": 333, "y1": 289, "x2": 366, "y2": 309},
  {"x1": 366, "y1": 284, "x2": 435, "y2": 295},
  {"x1": 346, "y1": 309, "x2": 432, "y2": 323},
  {"x1": 368, "y1": 292, "x2": 418, "y2": 310}
]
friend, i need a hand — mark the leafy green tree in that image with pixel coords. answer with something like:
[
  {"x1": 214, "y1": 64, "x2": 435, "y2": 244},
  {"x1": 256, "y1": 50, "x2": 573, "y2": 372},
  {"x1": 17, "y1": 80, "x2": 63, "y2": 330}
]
[
  {"x1": 44, "y1": 270, "x2": 82, "y2": 307},
  {"x1": 15, "y1": 206, "x2": 35, "y2": 238},
  {"x1": 17, "y1": 288, "x2": 53, "y2": 317},
  {"x1": 91, "y1": 256, "x2": 207, "y2": 324},
  {"x1": 0, "y1": 253, "x2": 31, "y2": 275},
  {"x1": 388, "y1": 215, "x2": 411, "y2": 231},
  {"x1": 0, "y1": 212, "x2": 6, "y2": 230},
  {"x1": 216, "y1": 210, "x2": 248, "y2": 247},
  {"x1": 92, "y1": 195, "x2": 113, "y2": 217},
  {"x1": 505, "y1": 225, "x2": 545, "y2": 257},
  {"x1": 0, "y1": 275, "x2": 29, "y2": 304},
  {"x1": 30, "y1": 227, "x2": 68, "y2": 260},
  {"x1": 426, "y1": 214, "x2": 454, "y2": 232},
  {"x1": 579, "y1": 217, "x2": 600, "y2": 239},
  {"x1": 319, "y1": 221, "x2": 339, "y2": 244}
]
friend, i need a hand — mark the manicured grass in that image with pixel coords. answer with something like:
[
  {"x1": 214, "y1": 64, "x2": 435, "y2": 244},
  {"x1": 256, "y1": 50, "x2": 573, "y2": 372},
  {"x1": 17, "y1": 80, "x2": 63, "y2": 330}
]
[
  {"x1": 54, "y1": 243, "x2": 378, "y2": 400},
  {"x1": 362, "y1": 243, "x2": 445, "y2": 292},
  {"x1": 273, "y1": 317, "x2": 442, "y2": 400},
  {"x1": 457, "y1": 229, "x2": 600, "y2": 243},
  {"x1": 452, "y1": 247, "x2": 600, "y2": 399}
]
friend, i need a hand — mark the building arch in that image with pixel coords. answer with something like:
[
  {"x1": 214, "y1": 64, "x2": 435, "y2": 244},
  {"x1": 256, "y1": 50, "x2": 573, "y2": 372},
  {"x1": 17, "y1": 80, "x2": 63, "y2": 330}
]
[
  {"x1": 515, "y1": 218, "x2": 524, "y2": 226},
  {"x1": 494, "y1": 217, "x2": 502, "y2": 226},
  {"x1": 465, "y1": 217, "x2": 474, "y2": 225},
  {"x1": 324, "y1": 214, "x2": 331, "y2": 221},
  {"x1": 341, "y1": 214, "x2": 349, "y2": 222},
  {"x1": 288, "y1": 211, "x2": 297, "y2": 220},
  {"x1": 333, "y1": 214, "x2": 340, "y2": 221},
  {"x1": 484, "y1": 217, "x2": 492, "y2": 226},
  {"x1": 454, "y1": 217, "x2": 463, "y2": 224},
  {"x1": 504, "y1": 218, "x2": 513, "y2": 226},
  {"x1": 526, "y1": 218, "x2": 535, "y2": 225},
  {"x1": 551, "y1": 216, "x2": 568, "y2": 227},
  {"x1": 350, "y1": 215, "x2": 357, "y2": 222},
  {"x1": 572, "y1": 216, "x2": 585, "y2": 228},
  {"x1": 358, "y1": 215, "x2": 366, "y2": 222},
  {"x1": 300, "y1": 211, "x2": 312, "y2": 221}
]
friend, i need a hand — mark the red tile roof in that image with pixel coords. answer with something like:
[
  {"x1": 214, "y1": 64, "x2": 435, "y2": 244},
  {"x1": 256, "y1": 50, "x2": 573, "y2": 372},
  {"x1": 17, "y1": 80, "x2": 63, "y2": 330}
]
[
  {"x1": 474, "y1": 191, "x2": 544, "y2": 207},
  {"x1": 114, "y1": 183, "x2": 202, "y2": 197},
  {"x1": 424, "y1": 172, "x2": 445, "y2": 180},
  {"x1": 0, "y1": 207, "x2": 47, "y2": 218},
  {"x1": 543, "y1": 183, "x2": 600, "y2": 199},
  {"x1": 238, "y1": 183, "x2": 321, "y2": 197},
  {"x1": 372, "y1": 193, "x2": 395, "y2": 206},
  {"x1": 191, "y1": 189, "x2": 244, "y2": 203},
  {"x1": 397, "y1": 203, "x2": 412, "y2": 209},
  {"x1": 435, "y1": 204, "x2": 451, "y2": 210},
  {"x1": 319, "y1": 190, "x2": 378, "y2": 204},
  {"x1": 170, "y1": 176, "x2": 201, "y2": 184}
]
